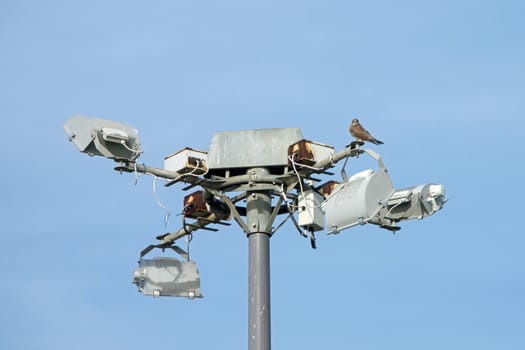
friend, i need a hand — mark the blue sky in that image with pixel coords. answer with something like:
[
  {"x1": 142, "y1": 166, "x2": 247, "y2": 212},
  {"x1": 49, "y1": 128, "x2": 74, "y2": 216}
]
[{"x1": 1, "y1": 1, "x2": 524, "y2": 349}]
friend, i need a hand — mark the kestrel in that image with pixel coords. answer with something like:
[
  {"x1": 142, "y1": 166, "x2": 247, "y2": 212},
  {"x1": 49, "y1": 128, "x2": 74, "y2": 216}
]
[{"x1": 349, "y1": 118, "x2": 384, "y2": 145}]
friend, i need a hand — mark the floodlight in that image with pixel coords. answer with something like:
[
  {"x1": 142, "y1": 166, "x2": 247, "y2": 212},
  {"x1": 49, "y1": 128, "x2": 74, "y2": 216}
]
[
  {"x1": 323, "y1": 168, "x2": 395, "y2": 233},
  {"x1": 378, "y1": 183, "x2": 447, "y2": 225},
  {"x1": 132, "y1": 257, "x2": 203, "y2": 299},
  {"x1": 63, "y1": 115, "x2": 142, "y2": 162},
  {"x1": 100, "y1": 127, "x2": 129, "y2": 143},
  {"x1": 322, "y1": 148, "x2": 447, "y2": 233}
]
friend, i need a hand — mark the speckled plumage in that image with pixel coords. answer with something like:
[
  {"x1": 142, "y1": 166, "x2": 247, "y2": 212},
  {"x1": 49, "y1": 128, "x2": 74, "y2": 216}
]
[{"x1": 349, "y1": 118, "x2": 384, "y2": 145}]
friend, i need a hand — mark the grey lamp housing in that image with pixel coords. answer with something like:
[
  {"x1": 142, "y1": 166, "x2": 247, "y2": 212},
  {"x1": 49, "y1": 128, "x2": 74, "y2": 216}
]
[
  {"x1": 132, "y1": 257, "x2": 203, "y2": 299},
  {"x1": 63, "y1": 115, "x2": 142, "y2": 162},
  {"x1": 323, "y1": 168, "x2": 394, "y2": 234},
  {"x1": 377, "y1": 183, "x2": 447, "y2": 228},
  {"x1": 322, "y1": 149, "x2": 447, "y2": 233}
]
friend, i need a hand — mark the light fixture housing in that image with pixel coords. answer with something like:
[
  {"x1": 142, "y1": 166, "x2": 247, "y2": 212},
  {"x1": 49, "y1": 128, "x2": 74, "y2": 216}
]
[
  {"x1": 63, "y1": 115, "x2": 142, "y2": 162},
  {"x1": 132, "y1": 257, "x2": 203, "y2": 299},
  {"x1": 322, "y1": 149, "x2": 447, "y2": 233}
]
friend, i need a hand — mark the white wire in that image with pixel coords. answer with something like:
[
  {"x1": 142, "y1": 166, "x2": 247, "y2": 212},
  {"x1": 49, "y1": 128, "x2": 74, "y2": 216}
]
[
  {"x1": 288, "y1": 154, "x2": 324, "y2": 209},
  {"x1": 291, "y1": 161, "x2": 323, "y2": 171},
  {"x1": 385, "y1": 199, "x2": 407, "y2": 218},
  {"x1": 132, "y1": 161, "x2": 145, "y2": 185},
  {"x1": 185, "y1": 159, "x2": 207, "y2": 177},
  {"x1": 120, "y1": 140, "x2": 143, "y2": 161},
  {"x1": 152, "y1": 175, "x2": 171, "y2": 228},
  {"x1": 280, "y1": 183, "x2": 295, "y2": 211},
  {"x1": 131, "y1": 158, "x2": 208, "y2": 229},
  {"x1": 277, "y1": 184, "x2": 305, "y2": 236},
  {"x1": 166, "y1": 158, "x2": 208, "y2": 185},
  {"x1": 288, "y1": 154, "x2": 305, "y2": 201}
]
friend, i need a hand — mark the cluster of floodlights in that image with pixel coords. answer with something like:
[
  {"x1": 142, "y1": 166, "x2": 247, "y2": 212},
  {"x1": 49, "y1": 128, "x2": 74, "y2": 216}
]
[{"x1": 64, "y1": 115, "x2": 447, "y2": 299}]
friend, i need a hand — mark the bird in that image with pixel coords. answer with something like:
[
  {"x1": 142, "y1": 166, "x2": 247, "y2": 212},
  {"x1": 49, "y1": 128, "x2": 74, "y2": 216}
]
[{"x1": 349, "y1": 118, "x2": 384, "y2": 145}]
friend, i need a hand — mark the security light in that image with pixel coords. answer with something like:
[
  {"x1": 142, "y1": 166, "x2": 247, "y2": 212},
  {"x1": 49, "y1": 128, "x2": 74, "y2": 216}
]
[
  {"x1": 63, "y1": 115, "x2": 142, "y2": 162},
  {"x1": 378, "y1": 183, "x2": 447, "y2": 225},
  {"x1": 323, "y1": 167, "x2": 395, "y2": 233},
  {"x1": 100, "y1": 127, "x2": 130, "y2": 143},
  {"x1": 322, "y1": 148, "x2": 447, "y2": 233},
  {"x1": 132, "y1": 257, "x2": 202, "y2": 299}
]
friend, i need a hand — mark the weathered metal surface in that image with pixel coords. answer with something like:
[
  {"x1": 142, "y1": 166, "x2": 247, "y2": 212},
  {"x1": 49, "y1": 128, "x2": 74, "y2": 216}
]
[
  {"x1": 132, "y1": 257, "x2": 202, "y2": 299},
  {"x1": 207, "y1": 128, "x2": 303, "y2": 170}
]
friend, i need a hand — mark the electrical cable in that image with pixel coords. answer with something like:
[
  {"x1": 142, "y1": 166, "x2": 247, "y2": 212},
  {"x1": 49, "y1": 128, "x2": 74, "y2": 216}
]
[
  {"x1": 132, "y1": 158, "x2": 208, "y2": 230},
  {"x1": 278, "y1": 183, "x2": 307, "y2": 238},
  {"x1": 385, "y1": 199, "x2": 407, "y2": 218},
  {"x1": 166, "y1": 158, "x2": 208, "y2": 185},
  {"x1": 132, "y1": 161, "x2": 146, "y2": 185},
  {"x1": 288, "y1": 154, "x2": 305, "y2": 199},
  {"x1": 288, "y1": 155, "x2": 307, "y2": 204},
  {"x1": 120, "y1": 140, "x2": 143, "y2": 161},
  {"x1": 288, "y1": 154, "x2": 324, "y2": 209},
  {"x1": 290, "y1": 161, "x2": 323, "y2": 172},
  {"x1": 152, "y1": 175, "x2": 171, "y2": 228},
  {"x1": 185, "y1": 159, "x2": 207, "y2": 177}
]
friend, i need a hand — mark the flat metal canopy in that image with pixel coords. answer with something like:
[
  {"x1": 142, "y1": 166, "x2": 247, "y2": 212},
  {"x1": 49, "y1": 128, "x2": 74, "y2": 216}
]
[{"x1": 207, "y1": 128, "x2": 303, "y2": 170}]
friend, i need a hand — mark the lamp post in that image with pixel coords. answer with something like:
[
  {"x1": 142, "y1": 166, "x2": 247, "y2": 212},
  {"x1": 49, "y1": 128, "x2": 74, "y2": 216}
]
[
  {"x1": 246, "y1": 185, "x2": 272, "y2": 350},
  {"x1": 63, "y1": 115, "x2": 447, "y2": 350}
]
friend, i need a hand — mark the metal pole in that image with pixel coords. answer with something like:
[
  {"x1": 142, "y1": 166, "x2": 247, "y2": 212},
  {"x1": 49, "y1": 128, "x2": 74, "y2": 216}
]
[{"x1": 246, "y1": 171, "x2": 272, "y2": 350}]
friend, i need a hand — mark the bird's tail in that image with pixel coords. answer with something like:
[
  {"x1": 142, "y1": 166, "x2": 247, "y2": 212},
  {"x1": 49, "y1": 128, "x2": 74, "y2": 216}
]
[{"x1": 372, "y1": 138, "x2": 384, "y2": 145}]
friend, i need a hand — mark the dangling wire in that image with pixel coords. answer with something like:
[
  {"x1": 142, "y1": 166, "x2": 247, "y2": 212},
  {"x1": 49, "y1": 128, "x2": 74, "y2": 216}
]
[
  {"x1": 152, "y1": 175, "x2": 171, "y2": 228},
  {"x1": 278, "y1": 183, "x2": 307, "y2": 238},
  {"x1": 288, "y1": 154, "x2": 324, "y2": 210},
  {"x1": 132, "y1": 161, "x2": 145, "y2": 185},
  {"x1": 288, "y1": 154, "x2": 305, "y2": 202}
]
